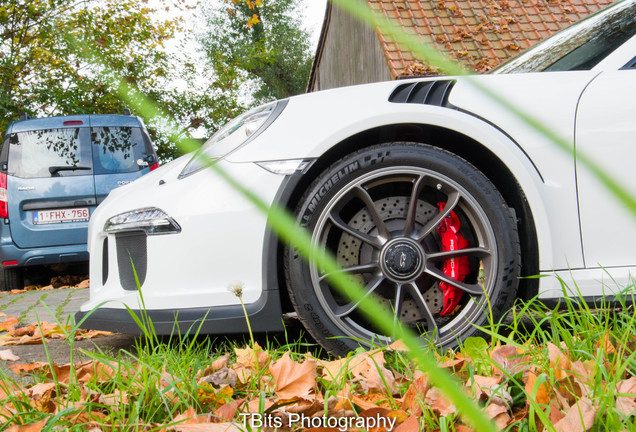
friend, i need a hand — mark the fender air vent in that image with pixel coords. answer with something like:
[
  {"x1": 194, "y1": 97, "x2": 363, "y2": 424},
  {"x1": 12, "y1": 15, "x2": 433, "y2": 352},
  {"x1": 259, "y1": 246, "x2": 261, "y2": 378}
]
[{"x1": 389, "y1": 80, "x2": 456, "y2": 107}]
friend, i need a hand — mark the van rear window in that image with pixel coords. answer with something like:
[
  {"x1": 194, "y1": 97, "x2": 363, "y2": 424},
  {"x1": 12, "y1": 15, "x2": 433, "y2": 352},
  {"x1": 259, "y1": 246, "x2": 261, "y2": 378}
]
[
  {"x1": 91, "y1": 127, "x2": 149, "y2": 174},
  {"x1": 7, "y1": 128, "x2": 93, "y2": 178}
]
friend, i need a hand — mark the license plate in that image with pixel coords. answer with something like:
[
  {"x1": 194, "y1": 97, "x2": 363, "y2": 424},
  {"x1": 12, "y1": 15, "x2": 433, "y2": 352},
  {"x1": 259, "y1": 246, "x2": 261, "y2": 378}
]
[{"x1": 33, "y1": 208, "x2": 90, "y2": 225}]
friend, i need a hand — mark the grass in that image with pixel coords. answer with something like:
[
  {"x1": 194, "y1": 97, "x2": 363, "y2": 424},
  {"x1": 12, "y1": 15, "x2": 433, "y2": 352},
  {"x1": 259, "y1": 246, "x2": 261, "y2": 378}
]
[{"x1": 1, "y1": 283, "x2": 635, "y2": 431}]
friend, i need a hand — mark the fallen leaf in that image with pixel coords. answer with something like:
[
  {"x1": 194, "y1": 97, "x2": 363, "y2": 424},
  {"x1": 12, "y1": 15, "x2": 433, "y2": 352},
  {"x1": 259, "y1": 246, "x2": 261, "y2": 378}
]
[
  {"x1": 211, "y1": 353, "x2": 230, "y2": 370},
  {"x1": 13, "y1": 325, "x2": 36, "y2": 337},
  {"x1": 402, "y1": 375, "x2": 429, "y2": 415},
  {"x1": 199, "y1": 367, "x2": 238, "y2": 389},
  {"x1": 393, "y1": 415, "x2": 419, "y2": 432},
  {"x1": 491, "y1": 344, "x2": 527, "y2": 376},
  {"x1": 547, "y1": 342, "x2": 571, "y2": 381},
  {"x1": 351, "y1": 393, "x2": 391, "y2": 410},
  {"x1": 0, "y1": 316, "x2": 18, "y2": 332},
  {"x1": 554, "y1": 397, "x2": 597, "y2": 432},
  {"x1": 550, "y1": 402, "x2": 565, "y2": 425},
  {"x1": 425, "y1": 387, "x2": 456, "y2": 416},
  {"x1": 595, "y1": 332, "x2": 616, "y2": 355},
  {"x1": 9, "y1": 362, "x2": 48, "y2": 375},
  {"x1": 349, "y1": 350, "x2": 396, "y2": 394},
  {"x1": 212, "y1": 398, "x2": 245, "y2": 422},
  {"x1": 316, "y1": 357, "x2": 347, "y2": 382},
  {"x1": 616, "y1": 377, "x2": 636, "y2": 417},
  {"x1": 76, "y1": 279, "x2": 90, "y2": 289},
  {"x1": 269, "y1": 352, "x2": 317, "y2": 400},
  {"x1": 234, "y1": 342, "x2": 268, "y2": 370},
  {"x1": 525, "y1": 370, "x2": 551, "y2": 405},
  {"x1": 6, "y1": 421, "x2": 48, "y2": 432},
  {"x1": 388, "y1": 339, "x2": 409, "y2": 351},
  {"x1": 0, "y1": 349, "x2": 19, "y2": 361},
  {"x1": 28, "y1": 382, "x2": 56, "y2": 413}
]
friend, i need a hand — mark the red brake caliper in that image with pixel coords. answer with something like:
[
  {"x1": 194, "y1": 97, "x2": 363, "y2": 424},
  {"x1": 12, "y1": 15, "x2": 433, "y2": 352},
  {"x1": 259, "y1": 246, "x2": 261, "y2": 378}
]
[{"x1": 436, "y1": 202, "x2": 470, "y2": 316}]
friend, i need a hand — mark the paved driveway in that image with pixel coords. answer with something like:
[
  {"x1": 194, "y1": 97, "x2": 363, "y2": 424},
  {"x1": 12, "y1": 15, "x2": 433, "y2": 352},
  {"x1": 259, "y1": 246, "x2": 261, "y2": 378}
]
[
  {"x1": 0, "y1": 287, "x2": 137, "y2": 372},
  {"x1": 0, "y1": 287, "x2": 88, "y2": 324}
]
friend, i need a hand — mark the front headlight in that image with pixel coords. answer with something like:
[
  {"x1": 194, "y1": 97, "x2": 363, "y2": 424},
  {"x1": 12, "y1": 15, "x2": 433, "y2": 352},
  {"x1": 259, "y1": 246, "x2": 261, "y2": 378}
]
[
  {"x1": 104, "y1": 208, "x2": 181, "y2": 235},
  {"x1": 179, "y1": 99, "x2": 288, "y2": 178}
]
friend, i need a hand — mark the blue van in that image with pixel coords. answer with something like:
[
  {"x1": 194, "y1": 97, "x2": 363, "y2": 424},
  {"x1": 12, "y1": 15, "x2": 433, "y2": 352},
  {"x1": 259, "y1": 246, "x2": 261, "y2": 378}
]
[{"x1": 0, "y1": 114, "x2": 159, "y2": 290}]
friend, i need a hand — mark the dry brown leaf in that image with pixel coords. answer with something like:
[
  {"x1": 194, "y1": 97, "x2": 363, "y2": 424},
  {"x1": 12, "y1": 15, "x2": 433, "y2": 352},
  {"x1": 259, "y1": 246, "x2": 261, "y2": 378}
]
[
  {"x1": 616, "y1": 377, "x2": 636, "y2": 417},
  {"x1": 401, "y1": 374, "x2": 429, "y2": 416},
  {"x1": 234, "y1": 342, "x2": 269, "y2": 370},
  {"x1": 485, "y1": 402, "x2": 511, "y2": 429},
  {"x1": 232, "y1": 366, "x2": 253, "y2": 386},
  {"x1": 213, "y1": 397, "x2": 245, "y2": 423},
  {"x1": 9, "y1": 362, "x2": 48, "y2": 375},
  {"x1": 0, "y1": 316, "x2": 18, "y2": 332},
  {"x1": 550, "y1": 402, "x2": 566, "y2": 425},
  {"x1": 6, "y1": 421, "x2": 48, "y2": 432},
  {"x1": 173, "y1": 423, "x2": 243, "y2": 432},
  {"x1": 199, "y1": 367, "x2": 238, "y2": 389},
  {"x1": 425, "y1": 387, "x2": 456, "y2": 416},
  {"x1": 77, "y1": 329, "x2": 114, "y2": 339},
  {"x1": 548, "y1": 342, "x2": 571, "y2": 381},
  {"x1": 491, "y1": 344, "x2": 528, "y2": 376},
  {"x1": 595, "y1": 332, "x2": 616, "y2": 355},
  {"x1": 554, "y1": 397, "x2": 597, "y2": 432},
  {"x1": 358, "y1": 406, "x2": 392, "y2": 431},
  {"x1": 348, "y1": 350, "x2": 396, "y2": 394},
  {"x1": 13, "y1": 324, "x2": 35, "y2": 337},
  {"x1": 247, "y1": 396, "x2": 276, "y2": 413},
  {"x1": 101, "y1": 389, "x2": 129, "y2": 407},
  {"x1": 76, "y1": 279, "x2": 90, "y2": 289},
  {"x1": 388, "y1": 339, "x2": 409, "y2": 351},
  {"x1": 439, "y1": 353, "x2": 465, "y2": 372},
  {"x1": 269, "y1": 351, "x2": 317, "y2": 400},
  {"x1": 0, "y1": 349, "x2": 19, "y2": 361},
  {"x1": 393, "y1": 415, "x2": 419, "y2": 432},
  {"x1": 351, "y1": 392, "x2": 391, "y2": 410},
  {"x1": 525, "y1": 370, "x2": 551, "y2": 405},
  {"x1": 211, "y1": 353, "x2": 230, "y2": 370},
  {"x1": 28, "y1": 382, "x2": 56, "y2": 413},
  {"x1": 316, "y1": 357, "x2": 347, "y2": 382}
]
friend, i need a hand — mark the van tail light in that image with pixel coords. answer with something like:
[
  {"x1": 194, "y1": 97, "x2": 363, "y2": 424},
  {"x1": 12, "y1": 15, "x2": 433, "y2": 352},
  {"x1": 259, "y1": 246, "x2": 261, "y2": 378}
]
[
  {"x1": 0, "y1": 173, "x2": 7, "y2": 218},
  {"x1": 150, "y1": 163, "x2": 159, "y2": 171}
]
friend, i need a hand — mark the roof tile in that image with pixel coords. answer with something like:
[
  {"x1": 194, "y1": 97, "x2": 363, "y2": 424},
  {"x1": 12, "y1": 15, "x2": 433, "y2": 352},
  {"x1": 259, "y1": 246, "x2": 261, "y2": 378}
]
[{"x1": 369, "y1": 0, "x2": 615, "y2": 75}]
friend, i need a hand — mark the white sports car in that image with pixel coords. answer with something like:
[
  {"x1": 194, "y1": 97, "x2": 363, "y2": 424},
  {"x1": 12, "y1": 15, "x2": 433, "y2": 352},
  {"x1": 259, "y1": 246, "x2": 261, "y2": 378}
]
[{"x1": 77, "y1": 0, "x2": 636, "y2": 354}]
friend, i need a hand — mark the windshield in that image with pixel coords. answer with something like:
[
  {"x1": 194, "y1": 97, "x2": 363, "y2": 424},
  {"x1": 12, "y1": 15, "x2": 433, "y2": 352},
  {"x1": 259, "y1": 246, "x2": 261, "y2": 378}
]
[{"x1": 494, "y1": 0, "x2": 636, "y2": 73}]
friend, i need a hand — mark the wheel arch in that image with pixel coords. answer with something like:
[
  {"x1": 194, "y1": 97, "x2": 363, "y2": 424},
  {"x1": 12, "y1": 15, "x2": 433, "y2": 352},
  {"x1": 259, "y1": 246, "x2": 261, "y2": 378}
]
[{"x1": 268, "y1": 122, "x2": 540, "y2": 313}]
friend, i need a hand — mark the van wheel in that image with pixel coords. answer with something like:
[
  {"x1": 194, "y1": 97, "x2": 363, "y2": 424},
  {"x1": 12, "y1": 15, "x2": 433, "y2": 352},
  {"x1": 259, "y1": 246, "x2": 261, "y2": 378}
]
[{"x1": 3, "y1": 267, "x2": 24, "y2": 291}]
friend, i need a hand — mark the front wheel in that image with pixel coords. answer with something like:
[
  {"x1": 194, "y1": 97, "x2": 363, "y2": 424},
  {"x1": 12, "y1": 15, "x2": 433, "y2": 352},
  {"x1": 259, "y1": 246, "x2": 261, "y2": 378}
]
[{"x1": 285, "y1": 143, "x2": 520, "y2": 356}]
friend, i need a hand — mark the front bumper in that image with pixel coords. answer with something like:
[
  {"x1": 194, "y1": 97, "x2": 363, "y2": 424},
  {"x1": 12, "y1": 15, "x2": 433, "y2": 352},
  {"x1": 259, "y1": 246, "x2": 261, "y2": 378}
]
[
  {"x1": 77, "y1": 158, "x2": 288, "y2": 334},
  {"x1": 75, "y1": 289, "x2": 282, "y2": 334}
]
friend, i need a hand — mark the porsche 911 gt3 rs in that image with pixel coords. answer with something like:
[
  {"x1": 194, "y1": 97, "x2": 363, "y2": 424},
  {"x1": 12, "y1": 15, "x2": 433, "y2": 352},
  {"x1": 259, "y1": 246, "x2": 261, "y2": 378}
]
[{"x1": 77, "y1": 0, "x2": 636, "y2": 355}]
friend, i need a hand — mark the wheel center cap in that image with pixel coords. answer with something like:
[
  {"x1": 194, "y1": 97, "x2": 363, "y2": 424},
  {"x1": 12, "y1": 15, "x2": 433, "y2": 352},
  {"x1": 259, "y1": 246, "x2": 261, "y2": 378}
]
[{"x1": 382, "y1": 239, "x2": 424, "y2": 281}]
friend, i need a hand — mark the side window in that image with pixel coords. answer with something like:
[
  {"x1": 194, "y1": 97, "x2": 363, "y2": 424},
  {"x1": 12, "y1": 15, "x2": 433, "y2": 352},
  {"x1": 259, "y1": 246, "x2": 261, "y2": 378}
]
[
  {"x1": 7, "y1": 128, "x2": 92, "y2": 178},
  {"x1": 91, "y1": 127, "x2": 149, "y2": 174}
]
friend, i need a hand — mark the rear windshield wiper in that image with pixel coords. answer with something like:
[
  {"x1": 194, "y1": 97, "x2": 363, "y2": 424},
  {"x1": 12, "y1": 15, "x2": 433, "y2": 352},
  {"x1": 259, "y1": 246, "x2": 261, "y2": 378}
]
[{"x1": 49, "y1": 165, "x2": 91, "y2": 175}]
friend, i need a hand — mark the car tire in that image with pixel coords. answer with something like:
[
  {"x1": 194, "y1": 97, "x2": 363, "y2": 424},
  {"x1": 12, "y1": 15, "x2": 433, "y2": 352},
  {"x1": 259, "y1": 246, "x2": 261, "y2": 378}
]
[
  {"x1": 285, "y1": 143, "x2": 520, "y2": 356},
  {"x1": 3, "y1": 267, "x2": 24, "y2": 292}
]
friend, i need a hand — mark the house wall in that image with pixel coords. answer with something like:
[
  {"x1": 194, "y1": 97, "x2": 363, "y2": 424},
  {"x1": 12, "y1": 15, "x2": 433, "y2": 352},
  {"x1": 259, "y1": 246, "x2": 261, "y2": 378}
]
[{"x1": 309, "y1": 3, "x2": 392, "y2": 92}]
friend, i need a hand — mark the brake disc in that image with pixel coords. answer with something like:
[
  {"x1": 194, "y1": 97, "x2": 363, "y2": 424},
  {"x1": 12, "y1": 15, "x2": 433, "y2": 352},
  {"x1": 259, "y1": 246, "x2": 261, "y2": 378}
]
[{"x1": 335, "y1": 196, "x2": 444, "y2": 318}]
